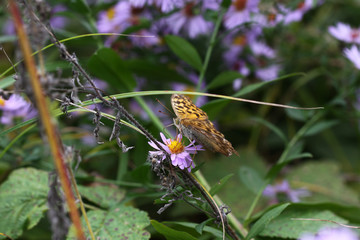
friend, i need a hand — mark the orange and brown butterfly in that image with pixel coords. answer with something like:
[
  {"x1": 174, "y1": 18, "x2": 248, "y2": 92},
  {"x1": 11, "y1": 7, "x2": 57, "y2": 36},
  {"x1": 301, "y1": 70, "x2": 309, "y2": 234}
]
[{"x1": 171, "y1": 94, "x2": 238, "y2": 157}]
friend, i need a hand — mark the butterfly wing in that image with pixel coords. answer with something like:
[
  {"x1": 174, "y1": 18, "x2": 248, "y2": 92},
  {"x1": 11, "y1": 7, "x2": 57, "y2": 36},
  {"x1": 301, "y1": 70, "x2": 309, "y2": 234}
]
[
  {"x1": 171, "y1": 94, "x2": 208, "y2": 120},
  {"x1": 180, "y1": 119, "x2": 238, "y2": 157}
]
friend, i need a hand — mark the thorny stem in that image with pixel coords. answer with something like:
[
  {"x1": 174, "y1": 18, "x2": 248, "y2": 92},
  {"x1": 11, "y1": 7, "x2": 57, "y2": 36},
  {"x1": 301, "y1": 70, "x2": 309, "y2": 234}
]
[
  {"x1": 180, "y1": 171, "x2": 240, "y2": 240},
  {"x1": 25, "y1": 2, "x2": 241, "y2": 240}
]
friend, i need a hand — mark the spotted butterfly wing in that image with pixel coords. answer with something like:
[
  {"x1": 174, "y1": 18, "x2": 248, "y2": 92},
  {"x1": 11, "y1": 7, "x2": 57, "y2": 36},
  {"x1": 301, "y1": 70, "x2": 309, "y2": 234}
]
[{"x1": 171, "y1": 94, "x2": 238, "y2": 157}]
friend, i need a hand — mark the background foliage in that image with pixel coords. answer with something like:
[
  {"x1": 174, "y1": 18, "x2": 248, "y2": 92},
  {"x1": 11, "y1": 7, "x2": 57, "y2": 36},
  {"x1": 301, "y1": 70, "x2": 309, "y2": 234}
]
[{"x1": 0, "y1": 0, "x2": 360, "y2": 239}]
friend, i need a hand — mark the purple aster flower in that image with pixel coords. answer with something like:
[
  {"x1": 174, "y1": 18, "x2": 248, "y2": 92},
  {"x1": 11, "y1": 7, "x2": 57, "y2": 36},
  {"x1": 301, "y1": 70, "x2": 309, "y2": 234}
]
[
  {"x1": 50, "y1": 5, "x2": 68, "y2": 29},
  {"x1": 255, "y1": 65, "x2": 281, "y2": 81},
  {"x1": 148, "y1": 133, "x2": 204, "y2": 172},
  {"x1": 97, "y1": 2, "x2": 132, "y2": 34},
  {"x1": 344, "y1": 45, "x2": 360, "y2": 70},
  {"x1": 250, "y1": 41, "x2": 276, "y2": 59},
  {"x1": 252, "y1": 8, "x2": 286, "y2": 28},
  {"x1": 328, "y1": 22, "x2": 360, "y2": 44},
  {"x1": 263, "y1": 180, "x2": 310, "y2": 204},
  {"x1": 0, "y1": 94, "x2": 37, "y2": 125},
  {"x1": 299, "y1": 227, "x2": 359, "y2": 240},
  {"x1": 283, "y1": 0, "x2": 315, "y2": 25},
  {"x1": 2, "y1": 19, "x2": 16, "y2": 35},
  {"x1": 166, "y1": 2, "x2": 213, "y2": 38},
  {"x1": 224, "y1": 0, "x2": 260, "y2": 29}
]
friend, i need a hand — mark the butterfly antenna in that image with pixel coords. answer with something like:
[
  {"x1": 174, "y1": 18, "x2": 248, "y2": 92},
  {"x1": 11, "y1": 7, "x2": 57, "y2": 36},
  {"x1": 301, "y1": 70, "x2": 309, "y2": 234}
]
[{"x1": 156, "y1": 98, "x2": 175, "y2": 117}]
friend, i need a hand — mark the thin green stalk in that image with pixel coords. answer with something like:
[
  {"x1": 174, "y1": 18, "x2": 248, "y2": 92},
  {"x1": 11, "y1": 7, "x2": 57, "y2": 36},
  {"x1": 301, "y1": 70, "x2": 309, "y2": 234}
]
[
  {"x1": 244, "y1": 111, "x2": 324, "y2": 223},
  {"x1": 195, "y1": 9, "x2": 225, "y2": 94},
  {"x1": 117, "y1": 152, "x2": 129, "y2": 181}
]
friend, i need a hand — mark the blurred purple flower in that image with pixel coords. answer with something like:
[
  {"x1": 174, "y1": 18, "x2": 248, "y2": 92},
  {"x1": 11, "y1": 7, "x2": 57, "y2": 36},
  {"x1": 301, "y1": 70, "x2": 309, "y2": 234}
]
[
  {"x1": 130, "y1": 29, "x2": 160, "y2": 47},
  {"x1": 97, "y1": 2, "x2": 132, "y2": 34},
  {"x1": 3, "y1": 4, "x2": 67, "y2": 35},
  {"x1": 148, "y1": 133, "x2": 204, "y2": 172},
  {"x1": 344, "y1": 45, "x2": 360, "y2": 70},
  {"x1": 328, "y1": 22, "x2": 360, "y2": 44},
  {"x1": 224, "y1": 0, "x2": 260, "y2": 29},
  {"x1": 283, "y1": 0, "x2": 315, "y2": 25},
  {"x1": 252, "y1": 9, "x2": 286, "y2": 28},
  {"x1": 50, "y1": 5, "x2": 68, "y2": 29},
  {"x1": 256, "y1": 64, "x2": 281, "y2": 81},
  {"x1": 0, "y1": 94, "x2": 37, "y2": 125},
  {"x1": 263, "y1": 180, "x2": 310, "y2": 204},
  {"x1": 166, "y1": 2, "x2": 213, "y2": 38},
  {"x1": 299, "y1": 227, "x2": 359, "y2": 240},
  {"x1": 250, "y1": 41, "x2": 276, "y2": 59}
]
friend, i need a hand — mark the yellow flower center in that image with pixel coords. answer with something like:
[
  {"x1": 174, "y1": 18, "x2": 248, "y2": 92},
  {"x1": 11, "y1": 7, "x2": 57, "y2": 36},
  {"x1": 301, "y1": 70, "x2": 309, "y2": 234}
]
[
  {"x1": 233, "y1": 35, "x2": 247, "y2": 46},
  {"x1": 0, "y1": 97, "x2": 5, "y2": 106},
  {"x1": 107, "y1": 8, "x2": 115, "y2": 20},
  {"x1": 167, "y1": 139, "x2": 185, "y2": 154}
]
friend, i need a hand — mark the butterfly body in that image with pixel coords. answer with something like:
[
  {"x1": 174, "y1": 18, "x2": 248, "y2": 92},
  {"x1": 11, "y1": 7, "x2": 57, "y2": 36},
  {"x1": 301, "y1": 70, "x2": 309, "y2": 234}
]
[{"x1": 171, "y1": 94, "x2": 238, "y2": 157}]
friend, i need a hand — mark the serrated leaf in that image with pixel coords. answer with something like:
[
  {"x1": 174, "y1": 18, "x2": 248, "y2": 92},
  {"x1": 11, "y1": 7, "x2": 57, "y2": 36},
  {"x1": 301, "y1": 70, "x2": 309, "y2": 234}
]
[
  {"x1": 209, "y1": 173, "x2": 234, "y2": 196},
  {"x1": 207, "y1": 71, "x2": 243, "y2": 90},
  {"x1": 164, "y1": 35, "x2": 202, "y2": 71},
  {"x1": 245, "y1": 203, "x2": 290, "y2": 240},
  {"x1": 304, "y1": 120, "x2": 339, "y2": 136},
  {"x1": 259, "y1": 208, "x2": 348, "y2": 239},
  {"x1": 67, "y1": 205, "x2": 150, "y2": 240},
  {"x1": 88, "y1": 48, "x2": 136, "y2": 91},
  {"x1": 288, "y1": 161, "x2": 359, "y2": 205},
  {"x1": 78, "y1": 185, "x2": 125, "y2": 208},
  {"x1": 239, "y1": 166, "x2": 264, "y2": 194},
  {"x1": 0, "y1": 168, "x2": 48, "y2": 240},
  {"x1": 151, "y1": 220, "x2": 198, "y2": 240}
]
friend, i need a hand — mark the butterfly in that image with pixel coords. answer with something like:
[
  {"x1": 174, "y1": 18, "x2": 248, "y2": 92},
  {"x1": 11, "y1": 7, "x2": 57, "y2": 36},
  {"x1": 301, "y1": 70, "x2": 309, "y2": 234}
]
[{"x1": 171, "y1": 94, "x2": 238, "y2": 157}]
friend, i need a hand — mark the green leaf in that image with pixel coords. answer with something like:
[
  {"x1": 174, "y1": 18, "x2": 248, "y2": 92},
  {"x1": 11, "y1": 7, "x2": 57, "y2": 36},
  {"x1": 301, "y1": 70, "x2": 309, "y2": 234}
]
[
  {"x1": 194, "y1": 219, "x2": 214, "y2": 235},
  {"x1": 126, "y1": 59, "x2": 190, "y2": 84},
  {"x1": 164, "y1": 35, "x2": 203, "y2": 71},
  {"x1": 250, "y1": 117, "x2": 288, "y2": 144},
  {"x1": 239, "y1": 166, "x2": 264, "y2": 195},
  {"x1": 67, "y1": 205, "x2": 150, "y2": 240},
  {"x1": 245, "y1": 203, "x2": 290, "y2": 240},
  {"x1": 0, "y1": 168, "x2": 48, "y2": 240},
  {"x1": 285, "y1": 107, "x2": 315, "y2": 122},
  {"x1": 288, "y1": 161, "x2": 359, "y2": 205},
  {"x1": 259, "y1": 208, "x2": 348, "y2": 239},
  {"x1": 207, "y1": 71, "x2": 243, "y2": 90},
  {"x1": 165, "y1": 221, "x2": 222, "y2": 238},
  {"x1": 88, "y1": 48, "x2": 136, "y2": 91},
  {"x1": 285, "y1": 152, "x2": 313, "y2": 162},
  {"x1": 235, "y1": 73, "x2": 303, "y2": 96},
  {"x1": 304, "y1": 120, "x2": 339, "y2": 136},
  {"x1": 151, "y1": 220, "x2": 198, "y2": 240},
  {"x1": 0, "y1": 75, "x2": 15, "y2": 89},
  {"x1": 78, "y1": 185, "x2": 125, "y2": 208},
  {"x1": 209, "y1": 173, "x2": 234, "y2": 196}
]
